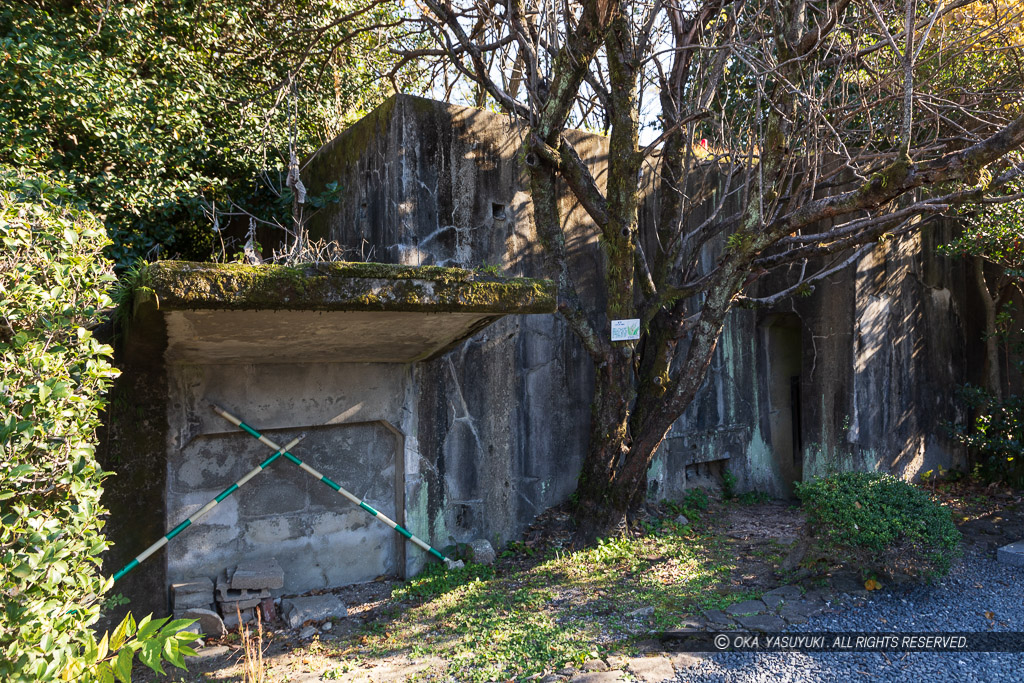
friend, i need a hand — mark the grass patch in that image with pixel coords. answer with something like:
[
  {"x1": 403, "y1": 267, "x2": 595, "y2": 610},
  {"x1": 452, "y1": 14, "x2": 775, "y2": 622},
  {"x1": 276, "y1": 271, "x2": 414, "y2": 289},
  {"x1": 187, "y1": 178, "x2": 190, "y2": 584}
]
[{"x1": 333, "y1": 513, "x2": 754, "y2": 681}]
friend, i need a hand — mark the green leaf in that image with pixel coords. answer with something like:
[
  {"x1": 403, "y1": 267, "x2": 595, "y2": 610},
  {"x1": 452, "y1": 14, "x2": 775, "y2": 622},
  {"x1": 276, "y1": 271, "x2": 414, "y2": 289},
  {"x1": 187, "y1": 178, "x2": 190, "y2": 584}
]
[
  {"x1": 162, "y1": 636, "x2": 185, "y2": 670},
  {"x1": 11, "y1": 562, "x2": 33, "y2": 579},
  {"x1": 96, "y1": 661, "x2": 115, "y2": 683},
  {"x1": 137, "y1": 640, "x2": 164, "y2": 675},
  {"x1": 9, "y1": 463, "x2": 34, "y2": 478},
  {"x1": 96, "y1": 632, "x2": 109, "y2": 662},
  {"x1": 113, "y1": 647, "x2": 133, "y2": 683},
  {"x1": 160, "y1": 618, "x2": 196, "y2": 635},
  {"x1": 135, "y1": 614, "x2": 167, "y2": 641},
  {"x1": 110, "y1": 615, "x2": 130, "y2": 651}
]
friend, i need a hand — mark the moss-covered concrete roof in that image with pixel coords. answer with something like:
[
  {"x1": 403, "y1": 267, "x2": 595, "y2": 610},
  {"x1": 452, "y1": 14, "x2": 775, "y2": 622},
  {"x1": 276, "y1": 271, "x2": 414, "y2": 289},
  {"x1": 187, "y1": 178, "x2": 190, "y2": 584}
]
[
  {"x1": 128, "y1": 261, "x2": 557, "y2": 364},
  {"x1": 137, "y1": 261, "x2": 556, "y2": 314}
]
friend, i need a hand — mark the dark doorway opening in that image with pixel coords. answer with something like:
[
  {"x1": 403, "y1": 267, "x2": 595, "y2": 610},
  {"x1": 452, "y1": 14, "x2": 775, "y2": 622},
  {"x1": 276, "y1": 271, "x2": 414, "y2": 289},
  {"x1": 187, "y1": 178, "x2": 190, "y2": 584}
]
[{"x1": 762, "y1": 314, "x2": 804, "y2": 496}]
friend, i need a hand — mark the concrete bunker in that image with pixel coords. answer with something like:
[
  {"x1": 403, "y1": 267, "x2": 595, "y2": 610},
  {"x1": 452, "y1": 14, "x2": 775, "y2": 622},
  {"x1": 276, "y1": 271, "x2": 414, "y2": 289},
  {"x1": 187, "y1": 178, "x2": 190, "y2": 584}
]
[
  {"x1": 102, "y1": 94, "x2": 985, "y2": 615},
  {"x1": 101, "y1": 260, "x2": 556, "y2": 616},
  {"x1": 301, "y1": 94, "x2": 977, "y2": 504}
]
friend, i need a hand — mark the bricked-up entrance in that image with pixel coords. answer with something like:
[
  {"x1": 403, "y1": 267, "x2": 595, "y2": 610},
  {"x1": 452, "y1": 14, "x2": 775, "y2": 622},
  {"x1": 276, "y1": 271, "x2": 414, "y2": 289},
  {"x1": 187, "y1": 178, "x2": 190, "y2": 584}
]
[{"x1": 100, "y1": 261, "x2": 555, "y2": 617}]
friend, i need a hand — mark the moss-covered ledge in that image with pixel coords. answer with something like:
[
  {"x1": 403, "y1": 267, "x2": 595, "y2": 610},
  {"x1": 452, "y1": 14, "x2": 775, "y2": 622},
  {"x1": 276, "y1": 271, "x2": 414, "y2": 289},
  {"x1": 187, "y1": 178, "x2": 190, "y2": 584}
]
[{"x1": 133, "y1": 261, "x2": 556, "y2": 314}]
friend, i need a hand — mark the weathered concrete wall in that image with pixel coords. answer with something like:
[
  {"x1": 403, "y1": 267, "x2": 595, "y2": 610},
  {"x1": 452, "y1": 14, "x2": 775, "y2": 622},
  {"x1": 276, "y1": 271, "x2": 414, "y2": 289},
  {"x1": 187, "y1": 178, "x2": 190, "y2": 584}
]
[
  {"x1": 306, "y1": 95, "x2": 596, "y2": 576},
  {"x1": 650, "y1": 219, "x2": 977, "y2": 500},
  {"x1": 308, "y1": 95, "x2": 978, "y2": 517},
  {"x1": 97, "y1": 305, "x2": 170, "y2": 620}
]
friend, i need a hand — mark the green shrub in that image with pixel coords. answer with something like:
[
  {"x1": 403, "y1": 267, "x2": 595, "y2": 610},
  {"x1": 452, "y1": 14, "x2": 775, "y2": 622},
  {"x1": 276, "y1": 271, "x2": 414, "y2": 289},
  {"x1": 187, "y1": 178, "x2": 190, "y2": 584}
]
[
  {"x1": 946, "y1": 383, "x2": 1024, "y2": 487},
  {"x1": 0, "y1": 171, "x2": 195, "y2": 681},
  {"x1": 663, "y1": 488, "x2": 709, "y2": 524},
  {"x1": 682, "y1": 488, "x2": 710, "y2": 512},
  {"x1": 795, "y1": 471, "x2": 961, "y2": 581},
  {"x1": 722, "y1": 468, "x2": 737, "y2": 499}
]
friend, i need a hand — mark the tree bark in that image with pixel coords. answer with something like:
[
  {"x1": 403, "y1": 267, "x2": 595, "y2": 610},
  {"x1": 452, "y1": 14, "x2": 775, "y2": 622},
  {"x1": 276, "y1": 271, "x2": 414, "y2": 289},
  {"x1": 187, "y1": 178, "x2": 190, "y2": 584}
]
[{"x1": 974, "y1": 256, "x2": 1002, "y2": 400}]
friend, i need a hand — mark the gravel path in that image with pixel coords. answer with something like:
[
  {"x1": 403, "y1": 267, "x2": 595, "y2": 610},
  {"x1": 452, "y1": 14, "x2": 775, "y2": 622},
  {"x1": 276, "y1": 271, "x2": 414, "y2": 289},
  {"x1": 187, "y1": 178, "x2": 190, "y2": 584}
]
[{"x1": 679, "y1": 548, "x2": 1024, "y2": 682}]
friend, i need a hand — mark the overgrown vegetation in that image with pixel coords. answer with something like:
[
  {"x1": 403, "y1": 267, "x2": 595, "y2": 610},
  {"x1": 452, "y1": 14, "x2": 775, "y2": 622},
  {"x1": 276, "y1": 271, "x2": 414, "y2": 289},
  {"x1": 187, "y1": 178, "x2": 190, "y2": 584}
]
[
  {"x1": 949, "y1": 382, "x2": 1024, "y2": 488},
  {"x1": 0, "y1": 1, "x2": 419, "y2": 265},
  {"x1": 333, "y1": 508, "x2": 748, "y2": 682},
  {"x1": 941, "y1": 178, "x2": 1024, "y2": 488},
  {"x1": 0, "y1": 170, "x2": 195, "y2": 681},
  {"x1": 410, "y1": 0, "x2": 1024, "y2": 543},
  {"x1": 796, "y1": 472, "x2": 962, "y2": 582}
]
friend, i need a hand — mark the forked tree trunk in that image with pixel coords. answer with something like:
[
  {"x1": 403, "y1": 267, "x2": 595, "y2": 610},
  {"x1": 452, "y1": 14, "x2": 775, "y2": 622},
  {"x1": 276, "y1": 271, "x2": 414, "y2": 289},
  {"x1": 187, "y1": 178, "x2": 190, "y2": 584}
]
[{"x1": 571, "y1": 284, "x2": 741, "y2": 544}]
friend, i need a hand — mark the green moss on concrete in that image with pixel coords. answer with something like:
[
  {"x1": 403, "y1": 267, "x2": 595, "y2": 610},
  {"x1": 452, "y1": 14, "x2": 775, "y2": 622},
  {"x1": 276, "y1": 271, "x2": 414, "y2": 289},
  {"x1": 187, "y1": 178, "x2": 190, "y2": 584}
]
[
  {"x1": 133, "y1": 260, "x2": 556, "y2": 315},
  {"x1": 314, "y1": 97, "x2": 397, "y2": 173}
]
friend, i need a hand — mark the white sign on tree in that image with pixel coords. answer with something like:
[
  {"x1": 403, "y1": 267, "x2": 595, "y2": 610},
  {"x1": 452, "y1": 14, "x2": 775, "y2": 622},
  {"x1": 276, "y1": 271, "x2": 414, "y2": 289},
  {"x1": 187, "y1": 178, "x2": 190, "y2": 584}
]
[{"x1": 610, "y1": 319, "x2": 640, "y2": 341}]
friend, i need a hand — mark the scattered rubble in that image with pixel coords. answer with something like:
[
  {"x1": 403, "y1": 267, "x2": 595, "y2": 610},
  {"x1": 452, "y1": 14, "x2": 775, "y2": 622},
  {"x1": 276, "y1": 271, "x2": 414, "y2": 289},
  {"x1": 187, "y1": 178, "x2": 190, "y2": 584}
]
[
  {"x1": 170, "y1": 577, "x2": 214, "y2": 612},
  {"x1": 469, "y1": 538, "x2": 496, "y2": 565},
  {"x1": 180, "y1": 608, "x2": 226, "y2": 639},
  {"x1": 212, "y1": 557, "x2": 285, "y2": 628},
  {"x1": 280, "y1": 594, "x2": 348, "y2": 629}
]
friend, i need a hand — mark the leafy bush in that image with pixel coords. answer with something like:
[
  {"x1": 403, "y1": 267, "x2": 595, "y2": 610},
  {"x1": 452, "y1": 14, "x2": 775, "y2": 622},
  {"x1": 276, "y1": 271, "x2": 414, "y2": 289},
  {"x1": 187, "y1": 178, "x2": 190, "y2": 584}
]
[
  {"x1": 947, "y1": 383, "x2": 1024, "y2": 488},
  {"x1": 721, "y1": 468, "x2": 738, "y2": 499},
  {"x1": 0, "y1": 171, "x2": 194, "y2": 681},
  {"x1": 682, "y1": 488, "x2": 710, "y2": 512},
  {"x1": 0, "y1": 2, "x2": 421, "y2": 265},
  {"x1": 796, "y1": 472, "x2": 961, "y2": 581}
]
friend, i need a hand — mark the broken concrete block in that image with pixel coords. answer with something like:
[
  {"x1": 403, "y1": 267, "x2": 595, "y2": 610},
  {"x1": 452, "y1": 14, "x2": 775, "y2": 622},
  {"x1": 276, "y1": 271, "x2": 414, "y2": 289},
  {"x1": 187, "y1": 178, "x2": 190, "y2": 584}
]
[
  {"x1": 186, "y1": 644, "x2": 229, "y2": 661},
  {"x1": 280, "y1": 594, "x2": 347, "y2": 629},
  {"x1": 171, "y1": 577, "x2": 215, "y2": 611},
  {"x1": 997, "y1": 540, "x2": 1024, "y2": 567},
  {"x1": 230, "y1": 557, "x2": 285, "y2": 591},
  {"x1": 626, "y1": 655, "x2": 676, "y2": 683},
  {"x1": 222, "y1": 608, "x2": 255, "y2": 631},
  {"x1": 216, "y1": 572, "x2": 271, "y2": 602},
  {"x1": 469, "y1": 539, "x2": 496, "y2": 565},
  {"x1": 259, "y1": 597, "x2": 277, "y2": 623},
  {"x1": 219, "y1": 597, "x2": 263, "y2": 613},
  {"x1": 180, "y1": 607, "x2": 226, "y2": 639}
]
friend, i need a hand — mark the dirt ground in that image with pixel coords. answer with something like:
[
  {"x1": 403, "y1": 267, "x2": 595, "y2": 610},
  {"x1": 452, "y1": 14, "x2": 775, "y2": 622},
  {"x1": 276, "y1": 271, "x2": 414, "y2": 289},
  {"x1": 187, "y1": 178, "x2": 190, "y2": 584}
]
[{"x1": 134, "y1": 482, "x2": 1023, "y2": 682}]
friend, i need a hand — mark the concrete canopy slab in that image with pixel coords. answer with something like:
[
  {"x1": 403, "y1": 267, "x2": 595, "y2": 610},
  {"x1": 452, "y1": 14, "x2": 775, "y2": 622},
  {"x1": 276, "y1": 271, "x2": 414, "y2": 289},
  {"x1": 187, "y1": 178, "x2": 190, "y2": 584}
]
[{"x1": 134, "y1": 261, "x2": 556, "y2": 363}]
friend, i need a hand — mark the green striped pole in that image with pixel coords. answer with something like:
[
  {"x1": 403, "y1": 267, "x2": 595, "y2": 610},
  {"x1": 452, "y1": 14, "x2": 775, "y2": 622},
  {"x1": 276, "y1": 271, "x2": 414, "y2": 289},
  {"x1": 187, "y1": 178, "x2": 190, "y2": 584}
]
[
  {"x1": 210, "y1": 404, "x2": 461, "y2": 569},
  {"x1": 110, "y1": 434, "x2": 306, "y2": 582}
]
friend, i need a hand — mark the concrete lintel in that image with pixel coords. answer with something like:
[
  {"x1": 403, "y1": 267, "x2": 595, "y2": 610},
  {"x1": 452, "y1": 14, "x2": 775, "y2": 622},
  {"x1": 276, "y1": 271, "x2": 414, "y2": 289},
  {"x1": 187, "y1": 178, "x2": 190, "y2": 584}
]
[
  {"x1": 128, "y1": 261, "x2": 555, "y2": 364},
  {"x1": 136, "y1": 261, "x2": 556, "y2": 314}
]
